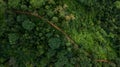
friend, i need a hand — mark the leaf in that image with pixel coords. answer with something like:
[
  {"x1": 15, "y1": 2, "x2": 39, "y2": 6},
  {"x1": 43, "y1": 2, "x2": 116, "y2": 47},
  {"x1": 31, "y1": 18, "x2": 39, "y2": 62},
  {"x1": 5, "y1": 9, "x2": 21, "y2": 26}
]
[
  {"x1": 8, "y1": 33, "x2": 19, "y2": 44},
  {"x1": 22, "y1": 20, "x2": 35, "y2": 31},
  {"x1": 46, "y1": 49, "x2": 56, "y2": 58},
  {"x1": 55, "y1": 57, "x2": 68, "y2": 67},
  {"x1": 47, "y1": 11, "x2": 54, "y2": 17},
  {"x1": 21, "y1": 5, "x2": 28, "y2": 10},
  {"x1": 52, "y1": 17, "x2": 58, "y2": 22},
  {"x1": 114, "y1": 1, "x2": 120, "y2": 9},
  {"x1": 48, "y1": 37, "x2": 61, "y2": 49},
  {"x1": 8, "y1": 0, "x2": 20, "y2": 8},
  {"x1": 30, "y1": 0, "x2": 45, "y2": 8}
]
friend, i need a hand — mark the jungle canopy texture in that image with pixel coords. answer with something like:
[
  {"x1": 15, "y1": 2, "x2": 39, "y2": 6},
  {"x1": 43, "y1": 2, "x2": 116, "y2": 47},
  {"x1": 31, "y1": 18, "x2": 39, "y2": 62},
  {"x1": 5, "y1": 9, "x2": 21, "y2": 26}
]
[{"x1": 0, "y1": 0, "x2": 120, "y2": 67}]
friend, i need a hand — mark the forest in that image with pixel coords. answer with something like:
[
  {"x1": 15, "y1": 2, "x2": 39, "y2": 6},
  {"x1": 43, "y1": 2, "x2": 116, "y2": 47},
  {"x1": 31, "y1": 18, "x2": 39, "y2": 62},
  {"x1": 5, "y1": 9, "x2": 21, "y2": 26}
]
[{"x1": 0, "y1": 0, "x2": 120, "y2": 67}]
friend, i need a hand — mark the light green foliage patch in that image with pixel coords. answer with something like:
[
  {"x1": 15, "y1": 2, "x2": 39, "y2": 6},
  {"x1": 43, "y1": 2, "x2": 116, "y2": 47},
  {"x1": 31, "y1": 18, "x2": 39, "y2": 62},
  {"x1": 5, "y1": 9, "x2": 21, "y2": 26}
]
[
  {"x1": 114, "y1": 1, "x2": 120, "y2": 9},
  {"x1": 30, "y1": 0, "x2": 45, "y2": 8}
]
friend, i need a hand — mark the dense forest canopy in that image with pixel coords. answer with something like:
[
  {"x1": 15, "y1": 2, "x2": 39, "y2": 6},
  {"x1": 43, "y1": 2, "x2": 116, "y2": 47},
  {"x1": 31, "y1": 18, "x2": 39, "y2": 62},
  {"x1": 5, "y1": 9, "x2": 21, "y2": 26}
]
[{"x1": 0, "y1": 0, "x2": 120, "y2": 67}]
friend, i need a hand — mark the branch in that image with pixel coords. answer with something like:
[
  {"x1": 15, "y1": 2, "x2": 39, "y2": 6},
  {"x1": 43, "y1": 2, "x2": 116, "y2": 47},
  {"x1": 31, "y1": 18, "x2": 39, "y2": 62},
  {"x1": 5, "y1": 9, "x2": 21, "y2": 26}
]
[
  {"x1": 12, "y1": 10, "x2": 79, "y2": 50},
  {"x1": 96, "y1": 59, "x2": 113, "y2": 63}
]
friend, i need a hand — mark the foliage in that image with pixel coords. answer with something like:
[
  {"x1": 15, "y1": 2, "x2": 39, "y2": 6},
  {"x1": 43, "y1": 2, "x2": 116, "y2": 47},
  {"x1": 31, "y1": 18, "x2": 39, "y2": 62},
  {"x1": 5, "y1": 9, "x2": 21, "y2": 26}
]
[
  {"x1": 114, "y1": 1, "x2": 120, "y2": 9},
  {"x1": 22, "y1": 19, "x2": 35, "y2": 31},
  {"x1": 0, "y1": 0, "x2": 120, "y2": 67},
  {"x1": 48, "y1": 37, "x2": 61, "y2": 49},
  {"x1": 8, "y1": 33, "x2": 19, "y2": 44},
  {"x1": 30, "y1": 0, "x2": 45, "y2": 8},
  {"x1": 8, "y1": 0, "x2": 20, "y2": 8}
]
